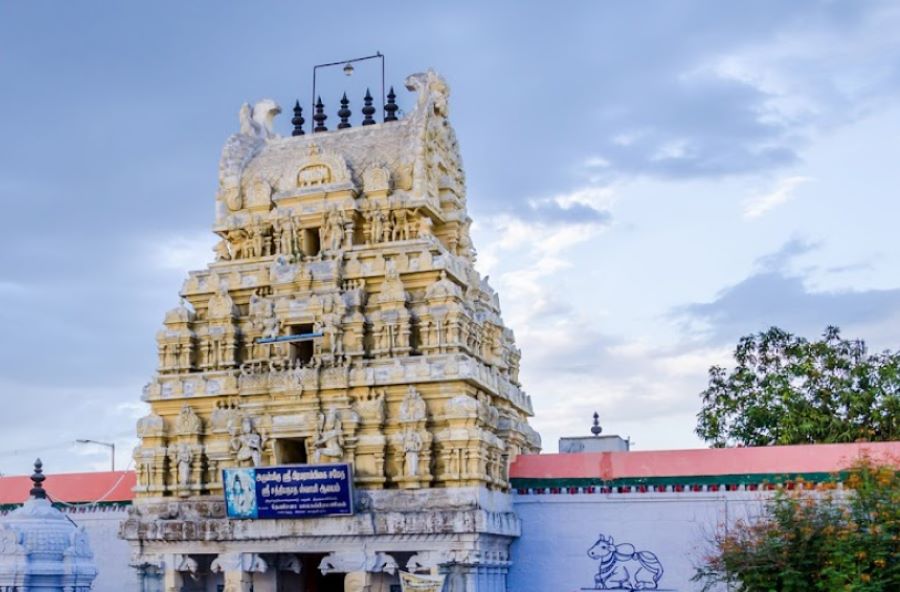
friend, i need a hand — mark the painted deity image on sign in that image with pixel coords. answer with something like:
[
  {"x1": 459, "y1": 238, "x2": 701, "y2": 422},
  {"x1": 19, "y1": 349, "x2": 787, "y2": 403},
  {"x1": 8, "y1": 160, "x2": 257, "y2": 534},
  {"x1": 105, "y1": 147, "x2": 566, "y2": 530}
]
[
  {"x1": 225, "y1": 468, "x2": 258, "y2": 519},
  {"x1": 223, "y1": 463, "x2": 354, "y2": 519},
  {"x1": 585, "y1": 533, "x2": 666, "y2": 591}
]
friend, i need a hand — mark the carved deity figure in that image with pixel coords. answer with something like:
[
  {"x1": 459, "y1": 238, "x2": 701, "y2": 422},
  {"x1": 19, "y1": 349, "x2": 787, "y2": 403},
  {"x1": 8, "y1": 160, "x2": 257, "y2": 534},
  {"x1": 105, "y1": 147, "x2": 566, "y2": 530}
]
[
  {"x1": 402, "y1": 429, "x2": 423, "y2": 477},
  {"x1": 225, "y1": 228, "x2": 250, "y2": 259},
  {"x1": 331, "y1": 209, "x2": 346, "y2": 251},
  {"x1": 381, "y1": 213, "x2": 393, "y2": 243},
  {"x1": 213, "y1": 239, "x2": 232, "y2": 261},
  {"x1": 175, "y1": 404, "x2": 202, "y2": 436},
  {"x1": 417, "y1": 211, "x2": 433, "y2": 239},
  {"x1": 170, "y1": 444, "x2": 193, "y2": 488},
  {"x1": 261, "y1": 315, "x2": 279, "y2": 341},
  {"x1": 249, "y1": 291, "x2": 279, "y2": 359},
  {"x1": 208, "y1": 281, "x2": 237, "y2": 320},
  {"x1": 248, "y1": 290, "x2": 271, "y2": 323},
  {"x1": 275, "y1": 216, "x2": 296, "y2": 256},
  {"x1": 368, "y1": 208, "x2": 385, "y2": 245},
  {"x1": 231, "y1": 416, "x2": 264, "y2": 467},
  {"x1": 315, "y1": 316, "x2": 343, "y2": 358},
  {"x1": 320, "y1": 208, "x2": 346, "y2": 252},
  {"x1": 392, "y1": 209, "x2": 412, "y2": 241},
  {"x1": 312, "y1": 408, "x2": 344, "y2": 463},
  {"x1": 399, "y1": 386, "x2": 427, "y2": 423}
]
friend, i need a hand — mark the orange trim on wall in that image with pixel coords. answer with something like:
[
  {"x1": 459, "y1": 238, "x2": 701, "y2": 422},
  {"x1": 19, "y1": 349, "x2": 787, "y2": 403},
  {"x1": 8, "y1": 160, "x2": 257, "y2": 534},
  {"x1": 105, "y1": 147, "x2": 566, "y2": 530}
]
[
  {"x1": 510, "y1": 442, "x2": 900, "y2": 480},
  {"x1": 0, "y1": 470, "x2": 136, "y2": 504}
]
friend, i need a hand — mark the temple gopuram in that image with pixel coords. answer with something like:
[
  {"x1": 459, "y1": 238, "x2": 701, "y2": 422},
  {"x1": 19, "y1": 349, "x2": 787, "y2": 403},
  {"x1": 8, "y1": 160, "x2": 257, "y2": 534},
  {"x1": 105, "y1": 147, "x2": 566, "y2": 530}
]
[{"x1": 120, "y1": 70, "x2": 541, "y2": 592}]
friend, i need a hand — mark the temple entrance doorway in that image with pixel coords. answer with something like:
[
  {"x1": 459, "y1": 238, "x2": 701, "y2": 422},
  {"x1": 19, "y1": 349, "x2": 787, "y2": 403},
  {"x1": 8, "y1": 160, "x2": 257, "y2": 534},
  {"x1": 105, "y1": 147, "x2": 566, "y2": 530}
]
[{"x1": 298, "y1": 554, "x2": 343, "y2": 592}]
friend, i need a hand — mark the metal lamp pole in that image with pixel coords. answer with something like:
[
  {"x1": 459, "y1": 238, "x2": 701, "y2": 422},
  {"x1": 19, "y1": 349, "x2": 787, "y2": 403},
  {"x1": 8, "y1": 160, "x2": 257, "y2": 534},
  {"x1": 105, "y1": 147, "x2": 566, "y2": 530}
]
[
  {"x1": 75, "y1": 439, "x2": 115, "y2": 471},
  {"x1": 311, "y1": 51, "x2": 385, "y2": 132}
]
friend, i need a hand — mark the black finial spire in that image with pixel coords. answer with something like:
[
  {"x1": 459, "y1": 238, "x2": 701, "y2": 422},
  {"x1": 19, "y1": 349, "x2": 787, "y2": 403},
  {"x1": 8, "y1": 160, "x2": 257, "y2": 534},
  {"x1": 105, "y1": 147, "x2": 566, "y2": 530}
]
[
  {"x1": 591, "y1": 412, "x2": 602, "y2": 436},
  {"x1": 313, "y1": 96, "x2": 328, "y2": 132},
  {"x1": 384, "y1": 86, "x2": 398, "y2": 122},
  {"x1": 337, "y1": 92, "x2": 351, "y2": 129},
  {"x1": 362, "y1": 88, "x2": 376, "y2": 126},
  {"x1": 30, "y1": 458, "x2": 47, "y2": 499},
  {"x1": 291, "y1": 100, "x2": 305, "y2": 136}
]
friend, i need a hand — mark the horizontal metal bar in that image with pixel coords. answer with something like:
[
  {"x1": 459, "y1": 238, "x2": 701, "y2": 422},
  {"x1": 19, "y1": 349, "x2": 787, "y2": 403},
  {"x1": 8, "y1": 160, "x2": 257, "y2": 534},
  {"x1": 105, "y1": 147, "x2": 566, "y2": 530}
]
[
  {"x1": 256, "y1": 332, "x2": 323, "y2": 344},
  {"x1": 313, "y1": 52, "x2": 382, "y2": 71}
]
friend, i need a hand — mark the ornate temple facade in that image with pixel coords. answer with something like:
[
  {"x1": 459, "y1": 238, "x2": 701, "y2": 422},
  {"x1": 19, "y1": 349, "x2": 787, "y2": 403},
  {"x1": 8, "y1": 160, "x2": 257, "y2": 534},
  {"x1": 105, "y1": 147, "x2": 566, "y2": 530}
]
[{"x1": 121, "y1": 70, "x2": 541, "y2": 592}]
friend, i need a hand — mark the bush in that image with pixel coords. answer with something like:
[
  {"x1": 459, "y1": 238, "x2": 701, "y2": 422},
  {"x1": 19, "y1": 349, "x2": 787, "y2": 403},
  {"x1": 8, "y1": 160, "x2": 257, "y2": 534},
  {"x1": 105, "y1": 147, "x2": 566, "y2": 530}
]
[{"x1": 694, "y1": 458, "x2": 899, "y2": 591}]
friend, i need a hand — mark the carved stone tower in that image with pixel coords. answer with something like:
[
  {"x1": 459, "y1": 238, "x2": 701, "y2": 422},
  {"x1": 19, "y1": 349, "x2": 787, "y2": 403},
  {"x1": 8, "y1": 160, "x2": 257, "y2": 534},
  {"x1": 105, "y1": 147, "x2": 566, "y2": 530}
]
[{"x1": 121, "y1": 70, "x2": 540, "y2": 592}]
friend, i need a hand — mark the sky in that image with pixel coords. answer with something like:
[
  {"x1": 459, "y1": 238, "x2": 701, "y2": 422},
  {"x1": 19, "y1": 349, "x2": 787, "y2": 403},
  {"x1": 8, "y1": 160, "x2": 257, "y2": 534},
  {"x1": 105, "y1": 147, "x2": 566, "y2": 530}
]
[{"x1": 1, "y1": 0, "x2": 899, "y2": 475}]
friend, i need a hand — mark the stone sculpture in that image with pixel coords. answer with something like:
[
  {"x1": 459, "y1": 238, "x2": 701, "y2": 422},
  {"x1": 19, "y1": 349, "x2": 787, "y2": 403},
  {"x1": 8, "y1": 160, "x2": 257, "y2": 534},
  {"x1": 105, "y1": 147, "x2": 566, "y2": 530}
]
[
  {"x1": 171, "y1": 444, "x2": 193, "y2": 488},
  {"x1": 231, "y1": 416, "x2": 264, "y2": 467},
  {"x1": 402, "y1": 428, "x2": 423, "y2": 477},
  {"x1": 312, "y1": 407, "x2": 344, "y2": 463}
]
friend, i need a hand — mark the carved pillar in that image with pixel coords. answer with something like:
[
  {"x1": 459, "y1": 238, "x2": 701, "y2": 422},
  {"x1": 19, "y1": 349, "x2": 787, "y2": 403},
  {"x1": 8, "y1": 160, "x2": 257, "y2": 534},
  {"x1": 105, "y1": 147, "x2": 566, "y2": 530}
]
[
  {"x1": 162, "y1": 568, "x2": 182, "y2": 592},
  {"x1": 352, "y1": 389, "x2": 387, "y2": 487},
  {"x1": 211, "y1": 552, "x2": 267, "y2": 592},
  {"x1": 319, "y1": 551, "x2": 397, "y2": 590},
  {"x1": 158, "y1": 554, "x2": 197, "y2": 592},
  {"x1": 344, "y1": 571, "x2": 371, "y2": 592},
  {"x1": 437, "y1": 551, "x2": 510, "y2": 592},
  {"x1": 129, "y1": 553, "x2": 163, "y2": 592},
  {"x1": 252, "y1": 554, "x2": 301, "y2": 592}
]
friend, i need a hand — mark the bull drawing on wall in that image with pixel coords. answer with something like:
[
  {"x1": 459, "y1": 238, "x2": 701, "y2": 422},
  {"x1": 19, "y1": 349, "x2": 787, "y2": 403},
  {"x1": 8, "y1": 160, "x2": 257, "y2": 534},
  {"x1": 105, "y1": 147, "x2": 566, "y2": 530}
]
[{"x1": 587, "y1": 533, "x2": 664, "y2": 590}]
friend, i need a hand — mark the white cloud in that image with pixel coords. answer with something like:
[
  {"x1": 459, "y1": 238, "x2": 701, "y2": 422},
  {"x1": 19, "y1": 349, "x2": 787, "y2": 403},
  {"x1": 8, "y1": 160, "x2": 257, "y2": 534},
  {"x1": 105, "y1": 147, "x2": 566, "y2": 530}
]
[
  {"x1": 478, "y1": 215, "x2": 601, "y2": 328},
  {"x1": 652, "y1": 346, "x2": 732, "y2": 378},
  {"x1": 472, "y1": 190, "x2": 726, "y2": 451},
  {"x1": 743, "y1": 175, "x2": 812, "y2": 219},
  {"x1": 475, "y1": 184, "x2": 615, "y2": 279},
  {"x1": 612, "y1": 130, "x2": 647, "y2": 146},
  {"x1": 584, "y1": 156, "x2": 611, "y2": 168},
  {"x1": 523, "y1": 337, "x2": 725, "y2": 451},
  {"x1": 548, "y1": 185, "x2": 617, "y2": 212},
  {"x1": 703, "y1": 3, "x2": 900, "y2": 131},
  {"x1": 651, "y1": 139, "x2": 692, "y2": 162},
  {"x1": 146, "y1": 233, "x2": 216, "y2": 272}
]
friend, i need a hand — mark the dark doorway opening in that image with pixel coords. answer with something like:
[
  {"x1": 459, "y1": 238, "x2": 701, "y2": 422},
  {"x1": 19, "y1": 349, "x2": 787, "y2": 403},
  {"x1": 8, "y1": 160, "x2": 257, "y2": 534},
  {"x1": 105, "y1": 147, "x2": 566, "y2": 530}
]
[
  {"x1": 303, "y1": 228, "x2": 321, "y2": 256},
  {"x1": 274, "y1": 438, "x2": 308, "y2": 465},
  {"x1": 289, "y1": 324, "x2": 315, "y2": 366},
  {"x1": 302, "y1": 555, "x2": 344, "y2": 592}
]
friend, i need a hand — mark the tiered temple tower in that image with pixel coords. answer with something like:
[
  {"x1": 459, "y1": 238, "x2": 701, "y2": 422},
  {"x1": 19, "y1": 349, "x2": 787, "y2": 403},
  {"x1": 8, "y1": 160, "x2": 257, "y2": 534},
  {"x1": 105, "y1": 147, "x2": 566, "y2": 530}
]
[{"x1": 121, "y1": 70, "x2": 540, "y2": 592}]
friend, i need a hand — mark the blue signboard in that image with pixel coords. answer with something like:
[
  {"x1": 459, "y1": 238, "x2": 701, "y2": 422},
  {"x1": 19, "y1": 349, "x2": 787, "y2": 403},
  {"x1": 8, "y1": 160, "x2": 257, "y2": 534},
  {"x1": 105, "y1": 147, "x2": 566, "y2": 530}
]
[{"x1": 222, "y1": 463, "x2": 354, "y2": 519}]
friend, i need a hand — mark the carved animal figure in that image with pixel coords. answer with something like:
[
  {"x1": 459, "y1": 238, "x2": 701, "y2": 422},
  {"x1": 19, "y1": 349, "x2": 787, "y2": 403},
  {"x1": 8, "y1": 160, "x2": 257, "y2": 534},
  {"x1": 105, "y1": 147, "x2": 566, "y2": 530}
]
[
  {"x1": 256, "y1": 99, "x2": 280, "y2": 137},
  {"x1": 587, "y1": 534, "x2": 663, "y2": 590},
  {"x1": 239, "y1": 99, "x2": 281, "y2": 139}
]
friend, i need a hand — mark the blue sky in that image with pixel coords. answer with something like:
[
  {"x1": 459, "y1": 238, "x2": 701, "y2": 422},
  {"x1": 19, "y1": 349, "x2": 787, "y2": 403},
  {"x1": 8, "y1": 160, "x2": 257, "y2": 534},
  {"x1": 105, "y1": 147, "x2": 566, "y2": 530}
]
[{"x1": 1, "y1": 1, "x2": 899, "y2": 474}]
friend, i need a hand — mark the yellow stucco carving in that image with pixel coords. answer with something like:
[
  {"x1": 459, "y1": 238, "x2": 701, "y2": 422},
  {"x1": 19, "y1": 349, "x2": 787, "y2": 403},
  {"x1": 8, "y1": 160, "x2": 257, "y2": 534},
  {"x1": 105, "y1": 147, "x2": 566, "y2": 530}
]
[{"x1": 134, "y1": 70, "x2": 540, "y2": 500}]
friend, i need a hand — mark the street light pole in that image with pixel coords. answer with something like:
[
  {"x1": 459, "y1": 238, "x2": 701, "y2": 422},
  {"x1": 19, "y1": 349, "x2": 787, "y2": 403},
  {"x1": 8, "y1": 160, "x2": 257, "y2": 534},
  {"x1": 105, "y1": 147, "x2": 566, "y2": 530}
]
[
  {"x1": 311, "y1": 52, "x2": 385, "y2": 133},
  {"x1": 75, "y1": 439, "x2": 115, "y2": 471}
]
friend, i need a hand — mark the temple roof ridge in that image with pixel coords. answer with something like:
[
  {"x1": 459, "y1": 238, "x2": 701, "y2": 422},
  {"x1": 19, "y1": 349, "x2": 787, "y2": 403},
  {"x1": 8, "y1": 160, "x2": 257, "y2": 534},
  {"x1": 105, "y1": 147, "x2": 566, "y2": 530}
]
[{"x1": 215, "y1": 70, "x2": 459, "y2": 228}]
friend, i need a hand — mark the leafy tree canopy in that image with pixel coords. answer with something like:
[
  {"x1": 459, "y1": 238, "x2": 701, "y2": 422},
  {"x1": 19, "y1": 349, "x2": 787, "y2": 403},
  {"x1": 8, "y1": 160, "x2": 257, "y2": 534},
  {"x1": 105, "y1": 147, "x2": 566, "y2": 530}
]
[
  {"x1": 696, "y1": 326, "x2": 900, "y2": 447},
  {"x1": 694, "y1": 458, "x2": 899, "y2": 592}
]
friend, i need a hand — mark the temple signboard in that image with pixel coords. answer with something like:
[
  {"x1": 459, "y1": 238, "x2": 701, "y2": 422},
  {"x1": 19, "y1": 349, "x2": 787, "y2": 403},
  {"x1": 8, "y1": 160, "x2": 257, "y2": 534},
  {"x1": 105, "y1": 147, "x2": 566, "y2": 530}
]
[{"x1": 223, "y1": 463, "x2": 354, "y2": 519}]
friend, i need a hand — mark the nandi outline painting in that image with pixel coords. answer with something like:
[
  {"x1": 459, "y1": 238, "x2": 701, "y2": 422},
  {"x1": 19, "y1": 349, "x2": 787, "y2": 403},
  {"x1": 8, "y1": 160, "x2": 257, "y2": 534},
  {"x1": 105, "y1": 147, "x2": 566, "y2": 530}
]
[{"x1": 587, "y1": 533, "x2": 664, "y2": 590}]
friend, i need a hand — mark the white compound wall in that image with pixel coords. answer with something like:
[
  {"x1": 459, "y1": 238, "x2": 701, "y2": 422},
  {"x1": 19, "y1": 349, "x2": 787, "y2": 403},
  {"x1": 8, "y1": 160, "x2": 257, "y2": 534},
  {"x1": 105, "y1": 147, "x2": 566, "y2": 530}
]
[
  {"x1": 64, "y1": 507, "x2": 137, "y2": 592},
  {"x1": 509, "y1": 491, "x2": 766, "y2": 592}
]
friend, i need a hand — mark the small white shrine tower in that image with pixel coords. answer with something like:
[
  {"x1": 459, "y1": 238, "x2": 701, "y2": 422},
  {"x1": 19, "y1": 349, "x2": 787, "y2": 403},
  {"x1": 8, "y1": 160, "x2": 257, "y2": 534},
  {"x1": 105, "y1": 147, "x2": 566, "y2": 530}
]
[{"x1": 0, "y1": 460, "x2": 98, "y2": 591}]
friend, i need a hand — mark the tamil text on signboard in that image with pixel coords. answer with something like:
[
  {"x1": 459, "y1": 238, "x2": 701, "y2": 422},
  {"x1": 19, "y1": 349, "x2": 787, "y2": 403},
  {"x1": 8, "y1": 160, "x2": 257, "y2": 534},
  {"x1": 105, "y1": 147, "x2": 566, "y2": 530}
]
[{"x1": 223, "y1": 463, "x2": 354, "y2": 519}]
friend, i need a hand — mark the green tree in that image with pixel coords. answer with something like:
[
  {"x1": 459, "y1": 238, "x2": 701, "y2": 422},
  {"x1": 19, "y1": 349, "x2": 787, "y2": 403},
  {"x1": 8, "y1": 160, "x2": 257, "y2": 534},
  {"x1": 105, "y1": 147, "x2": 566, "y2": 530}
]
[
  {"x1": 696, "y1": 326, "x2": 900, "y2": 447},
  {"x1": 693, "y1": 458, "x2": 899, "y2": 592}
]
